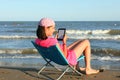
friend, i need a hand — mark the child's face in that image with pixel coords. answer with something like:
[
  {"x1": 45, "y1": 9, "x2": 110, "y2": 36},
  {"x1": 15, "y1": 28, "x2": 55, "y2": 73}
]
[{"x1": 45, "y1": 25, "x2": 55, "y2": 37}]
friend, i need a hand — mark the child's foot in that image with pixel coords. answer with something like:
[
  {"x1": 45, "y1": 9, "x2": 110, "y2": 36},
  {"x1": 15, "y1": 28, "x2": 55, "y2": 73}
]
[
  {"x1": 86, "y1": 69, "x2": 99, "y2": 75},
  {"x1": 76, "y1": 67, "x2": 86, "y2": 71}
]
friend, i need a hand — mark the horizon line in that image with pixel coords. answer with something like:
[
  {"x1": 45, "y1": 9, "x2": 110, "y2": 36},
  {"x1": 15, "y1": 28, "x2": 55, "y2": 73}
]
[{"x1": 0, "y1": 20, "x2": 120, "y2": 22}]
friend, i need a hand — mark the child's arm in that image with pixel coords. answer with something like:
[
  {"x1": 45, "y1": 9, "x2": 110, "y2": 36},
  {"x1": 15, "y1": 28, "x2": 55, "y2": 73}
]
[
  {"x1": 62, "y1": 34, "x2": 67, "y2": 57},
  {"x1": 55, "y1": 34, "x2": 67, "y2": 57}
]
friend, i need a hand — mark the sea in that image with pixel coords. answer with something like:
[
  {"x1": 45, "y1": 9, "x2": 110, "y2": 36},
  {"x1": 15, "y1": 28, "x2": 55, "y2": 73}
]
[{"x1": 0, "y1": 21, "x2": 120, "y2": 70}]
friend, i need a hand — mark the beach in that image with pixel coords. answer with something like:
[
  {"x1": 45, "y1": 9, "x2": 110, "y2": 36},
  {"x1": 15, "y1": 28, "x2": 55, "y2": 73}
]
[{"x1": 0, "y1": 67, "x2": 120, "y2": 80}]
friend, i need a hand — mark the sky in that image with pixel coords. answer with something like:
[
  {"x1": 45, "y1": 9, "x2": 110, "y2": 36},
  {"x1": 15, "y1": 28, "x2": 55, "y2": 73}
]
[{"x1": 0, "y1": 0, "x2": 120, "y2": 21}]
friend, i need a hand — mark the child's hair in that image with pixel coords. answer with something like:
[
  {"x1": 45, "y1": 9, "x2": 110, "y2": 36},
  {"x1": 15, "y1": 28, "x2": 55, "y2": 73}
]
[
  {"x1": 36, "y1": 18, "x2": 55, "y2": 40},
  {"x1": 36, "y1": 25, "x2": 47, "y2": 40},
  {"x1": 36, "y1": 25, "x2": 52, "y2": 40}
]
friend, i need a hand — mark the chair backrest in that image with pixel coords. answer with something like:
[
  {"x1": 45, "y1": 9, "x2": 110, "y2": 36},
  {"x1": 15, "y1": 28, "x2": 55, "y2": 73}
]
[{"x1": 31, "y1": 41, "x2": 69, "y2": 65}]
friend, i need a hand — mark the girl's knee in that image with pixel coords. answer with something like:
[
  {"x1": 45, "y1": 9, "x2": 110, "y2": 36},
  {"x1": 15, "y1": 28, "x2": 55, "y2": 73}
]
[{"x1": 83, "y1": 39, "x2": 90, "y2": 45}]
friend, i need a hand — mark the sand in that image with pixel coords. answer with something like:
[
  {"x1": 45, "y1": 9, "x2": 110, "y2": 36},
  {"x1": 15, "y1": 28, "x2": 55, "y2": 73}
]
[{"x1": 0, "y1": 67, "x2": 120, "y2": 80}]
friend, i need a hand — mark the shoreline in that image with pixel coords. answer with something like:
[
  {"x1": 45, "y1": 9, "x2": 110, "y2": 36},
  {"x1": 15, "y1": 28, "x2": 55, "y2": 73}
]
[{"x1": 0, "y1": 67, "x2": 120, "y2": 80}]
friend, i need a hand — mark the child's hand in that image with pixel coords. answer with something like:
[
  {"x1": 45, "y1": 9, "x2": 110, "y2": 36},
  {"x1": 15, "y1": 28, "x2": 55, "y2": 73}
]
[{"x1": 63, "y1": 34, "x2": 68, "y2": 44}]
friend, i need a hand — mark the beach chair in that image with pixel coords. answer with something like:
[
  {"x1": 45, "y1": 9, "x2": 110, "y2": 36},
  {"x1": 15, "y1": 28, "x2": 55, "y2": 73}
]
[{"x1": 31, "y1": 41, "x2": 84, "y2": 80}]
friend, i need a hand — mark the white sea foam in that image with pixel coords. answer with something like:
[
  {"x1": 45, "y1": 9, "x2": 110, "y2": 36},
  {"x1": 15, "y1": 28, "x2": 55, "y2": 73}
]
[
  {"x1": 66, "y1": 29, "x2": 110, "y2": 35},
  {"x1": 0, "y1": 34, "x2": 120, "y2": 40},
  {"x1": 0, "y1": 35, "x2": 36, "y2": 39},
  {"x1": 0, "y1": 29, "x2": 120, "y2": 40},
  {"x1": 68, "y1": 34, "x2": 120, "y2": 40},
  {"x1": 92, "y1": 55, "x2": 120, "y2": 61}
]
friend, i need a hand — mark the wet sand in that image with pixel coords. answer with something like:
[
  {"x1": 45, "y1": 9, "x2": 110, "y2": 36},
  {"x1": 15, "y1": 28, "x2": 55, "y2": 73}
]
[{"x1": 0, "y1": 67, "x2": 120, "y2": 80}]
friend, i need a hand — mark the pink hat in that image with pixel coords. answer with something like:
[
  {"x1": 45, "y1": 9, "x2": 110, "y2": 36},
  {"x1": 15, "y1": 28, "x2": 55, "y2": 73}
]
[{"x1": 38, "y1": 18, "x2": 55, "y2": 27}]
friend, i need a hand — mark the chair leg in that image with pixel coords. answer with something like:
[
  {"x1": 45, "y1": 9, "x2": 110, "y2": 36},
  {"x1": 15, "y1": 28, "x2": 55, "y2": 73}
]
[
  {"x1": 38, "y1": 61, "x2": 61, "y2": 76},
  {"x1": 46, "y1": 60, "x2": 62, "y2": 71},
  {"x1": 49, "y1": 63, "x2": 62, "y2": 71},
  {"x1": 69, "y1": 65, "x2": 83, "y2": 76},
  {"x1": 38, "y1": 64, "x2": 82, "y2": 80},
  {"x1": 56, "y1": 67, "x2": 69, "y2": 80},
  {"x1": 38, "y1": 60, "x2": 52, "y2": 75},
  {"x1": 38, "y1": 64, "x2": 47, "y2": 76}
]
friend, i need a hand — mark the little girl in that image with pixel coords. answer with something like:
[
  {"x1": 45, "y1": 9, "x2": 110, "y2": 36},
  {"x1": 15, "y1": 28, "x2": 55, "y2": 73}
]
[{"x1": 35, "y1": 18, "x2": 100, "y2": 75}]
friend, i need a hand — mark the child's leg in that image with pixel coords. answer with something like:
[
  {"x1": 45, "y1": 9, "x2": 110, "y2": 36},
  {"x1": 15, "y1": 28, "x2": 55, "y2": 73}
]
[
  {"x1": 75, "y1": 61, "x2": 85, "y2": 71},
  {"x1": 68, "y1": 39, "x2": 99, "y2": 74},
  {"x1": 67, "y1": 39, "x2": 83, "y2": 49}
]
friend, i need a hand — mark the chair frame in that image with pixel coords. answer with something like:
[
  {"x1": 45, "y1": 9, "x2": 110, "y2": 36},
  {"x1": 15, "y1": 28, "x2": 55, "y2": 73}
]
[{"x1": 31, "y1": 41, "x2": 84, "y2": 80}]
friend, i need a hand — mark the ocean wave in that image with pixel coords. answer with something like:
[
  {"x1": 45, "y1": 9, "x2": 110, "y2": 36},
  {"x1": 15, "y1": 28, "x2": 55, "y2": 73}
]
[
  {"x1": 108, "y1": 30, "x2": 120, "y2": 35},
  {"x1": 66, "y1": 29, "x2": 120, "y2": 40},
  {"x1": 0, "y1": 54, "x2": 41, "y2": 59},
  {"x1": 0, "y1": 35, "x2": 120, "y2": 40},
  {"x1": 68, "y1": 35, "x2": 120, "y2": 40},
  {"x1": 0, "y1": 48, "x2": 37, "y2": 54},
  {"x1": 0, "y1": 48, "x2": 120, "y2": 57},
  {"x1": 0, "y1": 48, "x2": 120, "y2": 62},
  {"x1": 67, "y1": 29, "x2": 110, "y2": 35},
  {"x1": 91, "y1": 48, "x2": 120, "y2": 56},
  {"x1": 0, "y1": 35, "x2": 36, "y2": 39},
  {"x1": 0, "y1": 29, "x2": 120, "y2": 40},
  {"x1": 67, "y1": 29, "x2": 120, "y2": 35},
  {"x1": 6, "y1": 30, "x2": 35, "y2": 33},
  {"x1": 3, "y1": 29, "x2": 120, "y2": 35},
  {"x1": 92, "y1": 55, "x2": 120, "y2": 61}
]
